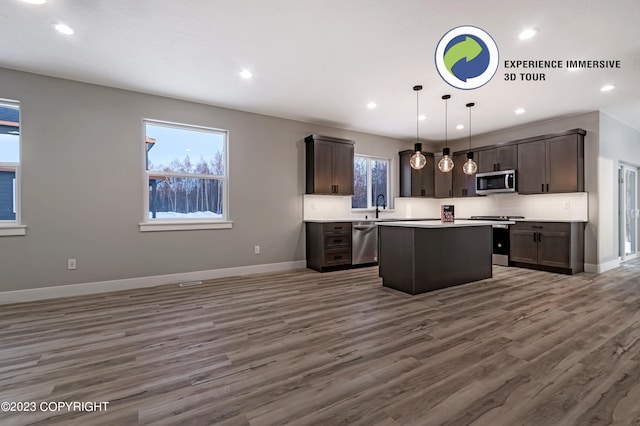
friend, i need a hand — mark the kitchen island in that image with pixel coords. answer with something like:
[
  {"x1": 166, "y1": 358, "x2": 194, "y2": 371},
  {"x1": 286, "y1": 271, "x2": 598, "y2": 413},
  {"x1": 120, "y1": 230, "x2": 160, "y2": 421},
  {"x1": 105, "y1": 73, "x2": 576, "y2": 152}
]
[{"x1": 377, "y1": 220, "x2": 513, "y2": 295}]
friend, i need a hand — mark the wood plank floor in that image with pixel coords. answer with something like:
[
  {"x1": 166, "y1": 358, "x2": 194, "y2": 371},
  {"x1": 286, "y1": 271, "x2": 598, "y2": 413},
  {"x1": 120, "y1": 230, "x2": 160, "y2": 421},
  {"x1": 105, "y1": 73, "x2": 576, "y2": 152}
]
[{"x1": 1, "y1": 261, "x2": 640, "y2": 425}]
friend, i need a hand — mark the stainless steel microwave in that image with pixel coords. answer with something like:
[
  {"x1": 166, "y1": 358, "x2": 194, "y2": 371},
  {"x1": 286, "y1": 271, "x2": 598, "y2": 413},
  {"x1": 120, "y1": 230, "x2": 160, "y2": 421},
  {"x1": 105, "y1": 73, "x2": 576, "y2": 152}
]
[{"x1": 476, "y1": 170, "x2": 517, "y2": 195}]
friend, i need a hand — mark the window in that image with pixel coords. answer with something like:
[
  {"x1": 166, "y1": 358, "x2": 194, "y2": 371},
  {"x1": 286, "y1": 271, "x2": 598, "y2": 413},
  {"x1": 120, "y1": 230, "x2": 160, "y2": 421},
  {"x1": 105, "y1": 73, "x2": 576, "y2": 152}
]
[
  {"x1": 0, "y1": 100, "x2": 23, "y2": 235},
  {"x1": 141, "y1": 120, "x2": 230, "y2": 231},
  {"x1": 352, "y1": 155, "x2": 389, "y2": 209}
]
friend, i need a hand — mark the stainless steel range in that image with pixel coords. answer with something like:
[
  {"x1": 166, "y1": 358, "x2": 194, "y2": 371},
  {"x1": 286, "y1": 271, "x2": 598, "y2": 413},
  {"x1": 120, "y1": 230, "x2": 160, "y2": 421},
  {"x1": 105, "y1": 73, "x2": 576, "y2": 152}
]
[{"x1": 469, "y1": 216, "x2": 524, "y2": 266}]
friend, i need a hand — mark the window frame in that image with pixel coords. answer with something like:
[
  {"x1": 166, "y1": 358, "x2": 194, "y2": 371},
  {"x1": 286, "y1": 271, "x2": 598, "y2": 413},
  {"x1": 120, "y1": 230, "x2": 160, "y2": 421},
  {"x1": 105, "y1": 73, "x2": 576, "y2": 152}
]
[
  {"x1": 351, "y1": 154, "x2": 391, "y2": 210},
  {"x1": 0, "y1": 99, "x2": 25, "y2": 236},
  {"x1": 139, "y1": 119, "x2": 231, "y2": 232}
]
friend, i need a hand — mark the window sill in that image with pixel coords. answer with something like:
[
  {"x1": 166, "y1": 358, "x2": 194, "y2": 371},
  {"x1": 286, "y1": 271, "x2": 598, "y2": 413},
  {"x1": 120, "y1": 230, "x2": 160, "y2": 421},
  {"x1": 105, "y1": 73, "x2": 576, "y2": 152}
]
[
  {"x1": 139, "y1": 220, "x2": 233, "y2": 232},
  {"x1": 0, "y1": 225, "x2": 27, "y2": 236}
]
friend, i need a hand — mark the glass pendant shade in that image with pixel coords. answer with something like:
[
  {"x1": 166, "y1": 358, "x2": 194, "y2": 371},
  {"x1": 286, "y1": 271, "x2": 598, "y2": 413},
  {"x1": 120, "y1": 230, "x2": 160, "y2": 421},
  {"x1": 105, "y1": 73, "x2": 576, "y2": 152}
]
[
  {"x1": 463, "y1": 152, "x2": 478, "y2": 175},
  {"x1": 438, "y1": 147, "x2": 454, "y2": 172},
  {"x1": 410, "y1": 143, "x2": 426, "y2": 170}
]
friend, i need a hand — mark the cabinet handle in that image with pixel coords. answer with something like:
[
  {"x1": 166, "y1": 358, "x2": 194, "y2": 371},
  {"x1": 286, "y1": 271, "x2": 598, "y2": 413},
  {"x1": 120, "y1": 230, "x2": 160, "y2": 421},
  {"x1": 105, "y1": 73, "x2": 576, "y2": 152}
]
[
  {"x1": 533, "y1": 233, "x2": 537, "y2": 242},
  {"x1": 546, "y1": 183, "x2": 549, "y2": 192},
  {"x1": 497, "y1": 162, "x2": 500, "y2": 171},
  {"x1": 334, "y1": 255, "x2": 343, "y2": 260},
  {"x1": 421, "y1": 189, "x2": 425, "y2": 196},
  {"x1": 449, "y1": 189, "x2": 452, "y2": 197},
  {"x1": 532, "y1": 225, "x2": 543, "y2": 229},
  {"x1": 538, "y1": 233, "x2": 542, "y2": 241},
  {"x1": 541, "y1": 183, "x2": 544, "y2": 192}
]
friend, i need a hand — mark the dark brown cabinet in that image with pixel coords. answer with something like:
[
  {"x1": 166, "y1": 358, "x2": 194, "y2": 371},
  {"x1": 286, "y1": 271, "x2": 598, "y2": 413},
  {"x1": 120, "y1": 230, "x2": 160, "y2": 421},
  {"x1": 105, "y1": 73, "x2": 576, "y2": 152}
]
[
  {"x1": 434, "y1": 154, "x2": 453, "y2": 198},
  {"x1": 510, "y1": 221, "x2": 584, "y2": 274},
  {"x1": 399, "y1": 150, "x2": 434, "y2": 197},
  {"x1": 305, "y1": 135, "x2": 354, "y2": 195},
  {"x1": 452, "y1": 152, "x2": 477, "y2": 197},
  {"x1": 306, "y1": 222, "x2": 352, "y2": 272},
  {"x1": 477, "y1": 145, "x2": 518, "y2": 173},
  {"x1": 517, "y1": 133, "x2": 584, "y2": 194}
]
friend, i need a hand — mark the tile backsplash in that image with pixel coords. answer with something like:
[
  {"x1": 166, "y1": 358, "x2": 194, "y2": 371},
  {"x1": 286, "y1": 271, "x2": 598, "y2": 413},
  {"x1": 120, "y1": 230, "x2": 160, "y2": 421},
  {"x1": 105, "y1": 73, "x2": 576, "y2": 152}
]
[{"x1": 303, "y1": 192, "x2": 588, "y2": 221}]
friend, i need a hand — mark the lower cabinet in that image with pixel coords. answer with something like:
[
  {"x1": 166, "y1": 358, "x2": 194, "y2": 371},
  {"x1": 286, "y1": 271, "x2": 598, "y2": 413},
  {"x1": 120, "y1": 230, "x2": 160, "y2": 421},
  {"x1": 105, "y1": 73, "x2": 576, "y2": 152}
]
[
  {"x1": 510, "y1": 221, "x2": 584, "y2": 274},
  {"x1": 306, "y1": 222, "x2": 352, "y2": 272}
]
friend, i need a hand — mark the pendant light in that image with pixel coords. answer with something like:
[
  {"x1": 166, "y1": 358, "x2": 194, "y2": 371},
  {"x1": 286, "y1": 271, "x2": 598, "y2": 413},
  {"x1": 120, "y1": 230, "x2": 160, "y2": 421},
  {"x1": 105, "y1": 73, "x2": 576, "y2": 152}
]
[
  {"x1": 463, "y1": 102, "x2": 478, "y2": 175},
  {"x1": 438, "y1": 94, "x2": 454, "y2": 173},
  {"x1": 410, "y1": 85, "x2": 426, "y2": 170}
]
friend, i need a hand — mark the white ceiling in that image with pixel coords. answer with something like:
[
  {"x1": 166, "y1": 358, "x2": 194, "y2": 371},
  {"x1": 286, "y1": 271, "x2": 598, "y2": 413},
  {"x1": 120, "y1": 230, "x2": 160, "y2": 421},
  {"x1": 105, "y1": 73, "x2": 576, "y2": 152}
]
[{"x1": 2, "y1": 0, "x2": 639, "y2": 141}]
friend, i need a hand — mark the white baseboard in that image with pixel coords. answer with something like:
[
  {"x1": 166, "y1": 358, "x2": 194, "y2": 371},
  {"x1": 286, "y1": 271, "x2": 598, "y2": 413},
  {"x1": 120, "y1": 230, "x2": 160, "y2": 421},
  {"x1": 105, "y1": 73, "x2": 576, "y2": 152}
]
[
  {"x1": 0, "y1": 260, "x2": 307, "y2": 304},
  {"x1": 584, "y1": 258, "x2": 621, "y2": 274}
]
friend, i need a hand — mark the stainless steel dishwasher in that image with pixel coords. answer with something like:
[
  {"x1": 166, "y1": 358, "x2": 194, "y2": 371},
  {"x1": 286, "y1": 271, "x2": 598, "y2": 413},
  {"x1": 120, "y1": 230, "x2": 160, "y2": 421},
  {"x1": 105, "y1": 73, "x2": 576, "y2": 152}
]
[{"x1": 352, "y1": 221, "x2": 378, "y2": 265}]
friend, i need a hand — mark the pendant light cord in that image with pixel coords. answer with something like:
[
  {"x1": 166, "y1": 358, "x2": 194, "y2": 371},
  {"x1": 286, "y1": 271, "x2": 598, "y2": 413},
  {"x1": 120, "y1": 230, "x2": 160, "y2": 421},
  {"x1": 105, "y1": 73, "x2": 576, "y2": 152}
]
[
  {"x1": 468, "y1": 105, "x2": 471, "y2": 149},
  {"x1": 445, "y1": 98, "x2": 448, "y2": 148},
  {"x1": 416, "y1": 89, "x2": 419, "y2": 145}
]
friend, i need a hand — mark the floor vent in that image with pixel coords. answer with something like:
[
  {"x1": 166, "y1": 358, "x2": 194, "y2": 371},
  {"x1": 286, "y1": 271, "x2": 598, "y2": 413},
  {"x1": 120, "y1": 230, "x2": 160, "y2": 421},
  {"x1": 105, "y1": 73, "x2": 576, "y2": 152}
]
[{"x1": 178, "y1": 280, "x2": 203, "y2": 287}]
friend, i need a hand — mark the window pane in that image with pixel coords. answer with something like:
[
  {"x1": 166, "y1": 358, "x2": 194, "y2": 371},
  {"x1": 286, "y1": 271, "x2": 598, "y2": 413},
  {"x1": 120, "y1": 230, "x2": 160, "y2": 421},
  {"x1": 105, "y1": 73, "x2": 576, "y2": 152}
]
[
  {"x1": 352, "y1": 156, "x2": 368, "y2": 208},
  {"x1": 371, "y1": 159, "x2": 388, "y2": 207},
  {"x1": 148, "y1": 177, "x2": 223, "y2": 219},
  {"x1": 145, "y1": 123, "x2": 225, "y2": 175},
  {"x1": 0, "y1": 168, "x2": 16, "y2": 220},
  {"x1": 0, "y1": 104, "x2": 20, "y2": 163}
]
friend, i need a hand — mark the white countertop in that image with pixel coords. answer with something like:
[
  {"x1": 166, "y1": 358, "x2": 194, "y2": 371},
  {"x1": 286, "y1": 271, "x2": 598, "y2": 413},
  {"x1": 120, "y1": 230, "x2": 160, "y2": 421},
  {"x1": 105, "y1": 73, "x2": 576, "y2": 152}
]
[
  {"x1": 304, "y1": 218, "x2": 438, "y2": 223},
  {"x1": 376, "y1": 219, "x2": 515, "y2": 228}
]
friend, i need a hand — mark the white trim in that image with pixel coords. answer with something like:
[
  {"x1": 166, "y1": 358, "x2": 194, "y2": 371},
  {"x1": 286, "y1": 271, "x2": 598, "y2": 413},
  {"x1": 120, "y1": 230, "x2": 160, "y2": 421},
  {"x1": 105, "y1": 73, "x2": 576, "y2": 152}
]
[
  {"x1": 139, "y1": 220, "x2": 233, "y2": 232},
  {"x1": 0, "y1": 260, "x2": 307, "y2": 304},
  {"x1": 0, "y1": 225, "x2": 26, "y2": 236},
  {"x1": 584, "y1": 258, "x2": 621, "y2": 273}
]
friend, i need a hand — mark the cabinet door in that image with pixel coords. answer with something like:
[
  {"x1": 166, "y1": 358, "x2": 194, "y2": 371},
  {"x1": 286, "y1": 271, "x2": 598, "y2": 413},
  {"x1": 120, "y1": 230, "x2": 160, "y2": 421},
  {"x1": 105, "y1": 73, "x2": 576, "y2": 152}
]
[
  {"x1": 312, "y1": 140, "x2": 334, "y2": 194},
  {"x1": 434, "y1": 156, "x2": 453, "y2": 198},
  {"x1": 332, "y1": 142, "x2": 354, "y2": 195},
  {"x1": 537, "y1": 230, "x2": 571, "y2": 268},
  {"x1": 510, "y1": 229, "x2": 539, "y2": 264},
  {"x1": 517, "y1": 140, "x2": 546, "y2": 194},
  {"x1": 399, "y1": 151, "x2": 412, "y2": 197},
  {"x1": 478, "y1": 149, "x2": 497, "y2": 173},
  {"x1": 452, "y1": 153, "x2": 468, "y2": 197},
  {"x1": 421, "y1": 155, "x2": 435, "y2": 197},
  {"x1": 497, "y1": 145, "x2": 518, "y2": 171},
  {"x1": 546, "y1": 135, "x2": 580, "y2": 193}
]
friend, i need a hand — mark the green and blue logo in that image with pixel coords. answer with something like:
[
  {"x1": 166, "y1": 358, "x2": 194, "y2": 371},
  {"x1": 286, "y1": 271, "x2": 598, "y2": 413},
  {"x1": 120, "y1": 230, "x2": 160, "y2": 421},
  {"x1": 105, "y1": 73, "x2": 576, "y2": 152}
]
[{"x1": 435, "y1": 26, "x2": 499, "y2": 90}]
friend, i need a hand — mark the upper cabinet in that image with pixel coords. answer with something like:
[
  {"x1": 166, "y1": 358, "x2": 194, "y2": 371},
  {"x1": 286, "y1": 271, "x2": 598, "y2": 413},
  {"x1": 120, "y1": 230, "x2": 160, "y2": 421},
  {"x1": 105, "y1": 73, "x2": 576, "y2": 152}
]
[
  {"x1": 517, "y1": 132, "x2": 584, "y2": 194},
  {"x1": 452, "y1": 152, "x2": 477, "y2": 197},
  {"x1": 399, "y1": 150, "x2": 434, "y2": 197},
  {"x1": 305, "y1": 135, "x2": 355, "y2": 195},
  {"x1": 477, "y1": 145, "x2": 517, "y2": 173},
  {"x1": 434, "y1": 154, "x2": 453, "y2": 198}
]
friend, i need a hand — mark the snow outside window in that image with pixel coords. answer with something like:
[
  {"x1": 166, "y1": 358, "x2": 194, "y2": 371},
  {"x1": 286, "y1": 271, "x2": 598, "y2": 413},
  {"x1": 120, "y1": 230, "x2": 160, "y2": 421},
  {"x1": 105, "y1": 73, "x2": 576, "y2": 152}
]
[{"x1": 143, "y1": 120, "x2": 229, "y2": 226}]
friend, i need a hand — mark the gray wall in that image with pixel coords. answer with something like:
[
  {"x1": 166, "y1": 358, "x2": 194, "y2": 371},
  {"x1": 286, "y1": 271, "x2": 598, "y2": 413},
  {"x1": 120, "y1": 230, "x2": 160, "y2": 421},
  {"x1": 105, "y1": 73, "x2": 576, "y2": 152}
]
[
  {"x1": 598, "y1": 112, "x2": 640, "y2": 263},
  {"x1": 0, "y1": 68, "x2": 407, "y2": 291}
]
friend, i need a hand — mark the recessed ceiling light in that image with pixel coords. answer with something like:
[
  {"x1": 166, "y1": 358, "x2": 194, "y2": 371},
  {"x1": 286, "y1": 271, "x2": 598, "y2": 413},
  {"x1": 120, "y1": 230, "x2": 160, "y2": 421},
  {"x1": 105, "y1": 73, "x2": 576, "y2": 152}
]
[
  {"x1": 239, "y1": 70, "x2": 252, "y2": 79},
  {"x1": 600, "y1": 84, "x2": 615, "y2": 92},
  {"x1": 456, "y1": 124, "x2": 464, "y2": 130},
  {"x1": 418, "y1": 114, "x2": 426, "y2": 121},
  {"x1": 515, "y1": 108, "x2": 526, "y2": 114},
  {"x1": 54, "y1": 23, "x2": 74, "y2": 35},
  {"x1": 518, "y1": 28, "x2": 537, "y2": 40},
  {"x1": 21, "y1": 0, "x2": 46, "y2": 4},
  {"x1": 367, "y1": 102, "x2": 377, "y2": 109}
]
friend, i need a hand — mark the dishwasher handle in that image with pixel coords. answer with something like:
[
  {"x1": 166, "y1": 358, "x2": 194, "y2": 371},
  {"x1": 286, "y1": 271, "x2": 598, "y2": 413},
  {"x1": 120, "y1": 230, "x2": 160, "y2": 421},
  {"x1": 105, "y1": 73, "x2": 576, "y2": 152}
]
[{"x1": 353, "y1": 225, "x2": 376, "y2": 231}]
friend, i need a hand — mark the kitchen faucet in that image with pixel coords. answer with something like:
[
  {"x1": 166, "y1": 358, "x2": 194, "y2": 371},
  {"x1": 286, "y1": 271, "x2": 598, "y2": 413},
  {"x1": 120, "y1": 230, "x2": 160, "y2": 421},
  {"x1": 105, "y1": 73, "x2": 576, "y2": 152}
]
[{"x1": 375, "y1": 194, "x2": 386, "y2": 219}]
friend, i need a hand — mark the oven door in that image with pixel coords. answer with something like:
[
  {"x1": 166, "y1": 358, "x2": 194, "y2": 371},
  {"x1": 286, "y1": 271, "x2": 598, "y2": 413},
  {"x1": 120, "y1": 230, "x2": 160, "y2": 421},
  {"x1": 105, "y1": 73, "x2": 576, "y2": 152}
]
[{"x1": 492, "y1": 225, "x2": 510, "y2": 266}]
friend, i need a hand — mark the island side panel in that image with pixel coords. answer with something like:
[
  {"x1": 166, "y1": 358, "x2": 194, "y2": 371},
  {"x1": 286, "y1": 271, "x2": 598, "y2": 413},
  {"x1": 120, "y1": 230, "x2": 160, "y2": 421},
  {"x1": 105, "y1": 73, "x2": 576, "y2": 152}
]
[
  {"x1": 379, "y1": 226, "x2": 416, "y2": 294},
  {"x1": 413, "y1": 226, "x2": 493, "y2": 292}
]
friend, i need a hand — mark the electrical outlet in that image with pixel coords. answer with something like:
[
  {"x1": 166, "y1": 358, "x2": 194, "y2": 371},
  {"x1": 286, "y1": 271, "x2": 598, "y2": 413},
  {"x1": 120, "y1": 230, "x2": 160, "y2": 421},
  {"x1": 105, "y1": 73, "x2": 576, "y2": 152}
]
[
  {"x1": 564, "y1": 202, "x2": 571, "y2": 209},
  {"x1": 254, "y1": 245, "x2": 260, "y2": 254},
  {"x1": 67, "y1": 258, "x2": 77, "y2": 270}
]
